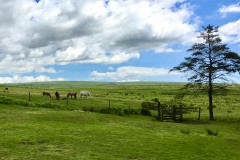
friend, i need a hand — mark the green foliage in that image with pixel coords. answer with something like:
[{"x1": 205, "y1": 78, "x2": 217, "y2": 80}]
[
  {"x1": 0, "y1": 96, "x2": 30, "y2": 106},
  {"x1": 141, "y1": 108, "x2": 152, "y2": 116},
  {"x1": 123, "y1": 107, "x2": 140, "y2": 115},
  {"x1": 151, "y1": 98, "x2": 160, "y2": 102},
  {"x1": 141, "y1": 101, "x2": 157, "y2": 110},
  {"x1": 171, "y1": 25, "x2": 240, "y2": 83}
]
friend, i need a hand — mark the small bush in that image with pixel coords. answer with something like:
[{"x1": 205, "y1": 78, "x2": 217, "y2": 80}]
[
  {"x1": 123, "y1": 108, "x2": 130, "y2": 115},
  {"x1": 0, "y1": 96, "x2": 30, "y2": 106},
  {"x1": 151, "y1": 98, "x2": 159, "y2": 102},
  {"x1": 82, "y1": 106, "x2": 97, "y2": 112},
  {"x1": 141, "y1": 108, "x2": 152, "y2": 116},
  {"x1": 141, "y1": 102, "x2": 156, "y2": 110},
  {"x1": 124, "y1": 108, "x2": 140, "y2": 115},
  {"x1": 206, "y1": 128, "x2": 218, "y2": 136}
]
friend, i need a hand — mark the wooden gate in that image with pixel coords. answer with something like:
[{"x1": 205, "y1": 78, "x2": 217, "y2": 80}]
[
  {"x1": 157, "y1": 104, "x2": 201, "y2": 122},
  {"x1": 142, "y1": 101, "x2": 201, "y2": 122}
]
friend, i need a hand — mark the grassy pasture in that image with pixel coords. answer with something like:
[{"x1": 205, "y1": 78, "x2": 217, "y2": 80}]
[{"x1": 0, "y1": 81, "x2": 240, "y2": 159}]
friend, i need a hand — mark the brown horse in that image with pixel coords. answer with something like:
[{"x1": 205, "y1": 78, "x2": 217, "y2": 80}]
[
  {"x1": 67, "y1": 92, "x2": 77, "y2": 99},
  {"x1": 42, "y1": 92, "x2": 51, "y2": 99},
  {"x1": 55, "y1": 91, "x2": 60, "y2": 100}
]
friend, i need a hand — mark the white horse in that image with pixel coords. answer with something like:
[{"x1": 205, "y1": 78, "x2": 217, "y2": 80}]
[{"x1": 80, "y1": 91, "x2": 91, "y2": 99}]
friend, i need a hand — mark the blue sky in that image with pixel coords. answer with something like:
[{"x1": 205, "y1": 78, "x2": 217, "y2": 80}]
[{"x1": 0, "y1": 0, "x2": 239, "y2": 83}]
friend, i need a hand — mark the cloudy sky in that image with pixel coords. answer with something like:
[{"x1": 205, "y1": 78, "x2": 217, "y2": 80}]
[{"x1": 0, "y1": 0, "x2": 239, "y2": 83}]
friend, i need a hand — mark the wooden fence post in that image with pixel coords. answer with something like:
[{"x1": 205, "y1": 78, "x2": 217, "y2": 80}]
[
  {"x1": 157, "y1": 102, "x2": 160, "y2": 120},
  {"x1": 157, "y1": 101, "x2": 163, "y2": 121},
  {"x1": 29, "y1": 92, "x2": 31, "y2": 102},
  {"x1": 180, "y1": 105, "x2": 183, "y2": 121},
  {"x1": 198, "y1": 107, "x2": 201, "y2": 120},
  {"x1": 172, "y1": 106, "x2": 176, "y2": 121}
]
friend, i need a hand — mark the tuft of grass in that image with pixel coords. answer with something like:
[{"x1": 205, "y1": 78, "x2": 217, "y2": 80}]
[
  {"x1": 206, "y1": 128, "x2": 218, "y2": 136},
  {"x1": 180, "y1": 128, "x2": 191, "y2": 135}
]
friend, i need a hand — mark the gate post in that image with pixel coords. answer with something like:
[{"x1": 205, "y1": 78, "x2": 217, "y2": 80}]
[
  {"x1": 29, "y1": 92, "x2": 31, "y2": 102},
  {"x1": 180, "y1": 105, "x2": 183, "y2": 121},
  {"x1": 198, "y1": 107, "x2": 201, "y2": 120},
  {"x1": 157, "y1": 102, "x2": 163, "y2": 121},
  {"x1": 172, "y1": 106, "x2": 176, "y2": 121}
]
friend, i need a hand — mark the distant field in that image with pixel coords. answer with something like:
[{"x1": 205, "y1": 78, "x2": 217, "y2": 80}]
[
  {"x1": 1, "y1": 81, "x2": 239, "y2": 119},
  {"x1": 0, "y1": 81, "x2": 240, "y2": 159}
]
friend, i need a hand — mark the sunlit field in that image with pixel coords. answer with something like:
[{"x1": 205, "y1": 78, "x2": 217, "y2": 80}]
[{"x1": 0, "y1": 81, "x2": 240, "y2": 159}]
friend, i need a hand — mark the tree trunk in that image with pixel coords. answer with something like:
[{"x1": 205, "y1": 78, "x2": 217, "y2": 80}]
[
  {"x1": 208, "y1": 89, "x2": 214, "y2": 120},
  {"x1": 208, "y1": 71, "x2": 214, "y2": 120}
]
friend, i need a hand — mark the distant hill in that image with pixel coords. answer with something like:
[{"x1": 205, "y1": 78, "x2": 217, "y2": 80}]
[{"x1": 1, "y1": 81, "x2": 186, "y2": 89}]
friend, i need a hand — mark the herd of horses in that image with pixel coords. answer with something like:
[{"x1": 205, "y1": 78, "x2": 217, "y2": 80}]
[{"x1": 42, "y1": 91, "x2": 91, "y2": 100}]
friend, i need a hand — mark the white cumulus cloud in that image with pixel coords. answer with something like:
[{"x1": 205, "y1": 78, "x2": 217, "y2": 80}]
[
  {"x1": 0, "y1": 75, "x2": 64, "y2": 84},
  {"x1": 91, "y1": 66, "x2": 182, "y2": 81},
  {"x1": 219, "y1": 3, "x2": 240, "y2": 17},
  {"x1": 219, "y1": 19, "x2": 240, "y2": 44},
  {"x1": 0, "y1": 0, "x2": 199, "y2": 74}
]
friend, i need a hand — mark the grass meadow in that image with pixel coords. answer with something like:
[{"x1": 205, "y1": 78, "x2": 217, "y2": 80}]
[{"x1": 0, "y1": 81, "x2": 240, "y2": 159}]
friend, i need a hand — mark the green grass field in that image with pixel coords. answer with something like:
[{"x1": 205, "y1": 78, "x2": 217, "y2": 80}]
[{"x1": 0, "y1": 81, "x2": 240, "y2": 159}]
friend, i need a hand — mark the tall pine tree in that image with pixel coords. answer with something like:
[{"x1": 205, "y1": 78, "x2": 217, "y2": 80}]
[{"x1": 171, "y1": 25, "x2": 240, "y2": 120}]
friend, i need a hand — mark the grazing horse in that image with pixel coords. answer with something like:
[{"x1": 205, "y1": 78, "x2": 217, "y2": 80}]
[
  {"x1": 3, "y1": 88, "x2": 8, "y2": 92},
  {"x1": 42, "y1": 92, "x2": 51, "y2": 99},
  {"x1": 80, "y1": 91, "x2": 91, "y2": 99},
  {"x1": 55, "y1": 91, "x2": 60, "y2": 100},
  {"x1": 67, "y1": 92, "x2": 77, "y2": 99}
]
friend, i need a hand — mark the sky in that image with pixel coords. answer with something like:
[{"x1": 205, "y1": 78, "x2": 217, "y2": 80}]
[{"x1": 0, "y1": 0, "x2": 240, "y2": 83}]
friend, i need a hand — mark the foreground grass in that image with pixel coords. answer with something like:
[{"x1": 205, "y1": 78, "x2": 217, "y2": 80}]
[{"x1": 1, "y1": 104, "x2": 240, "y2": 160}]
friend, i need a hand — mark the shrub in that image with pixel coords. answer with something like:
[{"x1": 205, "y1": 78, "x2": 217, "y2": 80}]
[
  {"x1": 124, "y1": 108, "x2": 141, "y2": 115},
  {"x1": 99, "y1": 107, "x2": 112, "y2": 114},
  {"x1": 0, "y1": 96, "x2": 30, "y2": 106},
  {"x1": 151, "y1": 98, "x2": 160, "y2": 102},
  {"x1": 141, "y1": 108, "x2": 152, "y2": 116},
  {"x1": 141, "y1": 101, "x2": 156, "y2": 110},
  {"x1": 82, "y1": 106, "x2": 97, "y2": 112}
]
